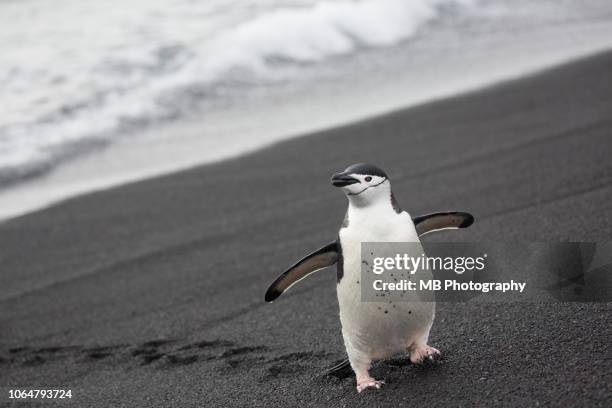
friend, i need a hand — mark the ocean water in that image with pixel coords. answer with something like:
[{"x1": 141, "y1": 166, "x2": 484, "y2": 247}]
[{"x1": 2, "y1": 0, "x2": 612, "y2": 219}]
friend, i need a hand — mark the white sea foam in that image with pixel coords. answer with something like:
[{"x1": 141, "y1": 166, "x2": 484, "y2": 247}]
[
  {"x1": 198, "y1": 0, "x2": 473, "y2": 78},
  {"x1": 2, "y1": 0, "x2": 612, "y2": 220},
  {"x1": 0, "y1": 0, "x2": 469, "y2": 184}
]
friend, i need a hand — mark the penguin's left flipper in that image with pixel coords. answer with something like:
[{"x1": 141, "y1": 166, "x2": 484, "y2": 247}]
[
  {"x1": 413, "y1": 211, "x2": 474, "y2": 237},
  {"x1": 265, "y1": 241, "x2": 338, "y2": 302}
]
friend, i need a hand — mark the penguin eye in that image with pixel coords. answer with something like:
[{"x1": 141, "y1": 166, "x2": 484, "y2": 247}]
[{"x1": 365, "y1": 176, "x2": 372, "y2": 182}]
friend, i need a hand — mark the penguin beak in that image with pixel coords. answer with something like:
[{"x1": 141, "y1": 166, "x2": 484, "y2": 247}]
[{"x1": 331, "y1": 172, "x2": 360, "y2": 187}]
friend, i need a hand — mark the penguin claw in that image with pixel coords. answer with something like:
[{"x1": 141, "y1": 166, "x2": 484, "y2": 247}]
[
  {"x1": 356, "y1": 379, "x2": 385, "y2": 393},
  {"x1": 410, "y1": 345, "x2": 441, "y2": 364}
]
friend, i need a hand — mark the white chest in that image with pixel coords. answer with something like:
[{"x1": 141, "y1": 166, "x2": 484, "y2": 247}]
[
  {"x1": 336, "y1": 206, "x2": 434, "y2": 356},
  {"x1": 339, "y1": 208, "x2": 419, "y2": 271}
]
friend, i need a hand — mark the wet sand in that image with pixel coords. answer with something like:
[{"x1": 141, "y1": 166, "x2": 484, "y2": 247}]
[{"x1": 1, "y1": 51, "x2": 612, "y2": 407}]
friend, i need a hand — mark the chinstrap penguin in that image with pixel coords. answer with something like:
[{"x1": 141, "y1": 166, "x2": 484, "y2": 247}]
[{"x1": 265, "y1": 163, "x2": 474, "y2": 392}]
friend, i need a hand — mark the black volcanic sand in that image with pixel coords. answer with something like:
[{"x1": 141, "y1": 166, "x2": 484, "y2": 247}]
[{"x1": 1, "y1": 52, "x2": 612, "y2": 407}]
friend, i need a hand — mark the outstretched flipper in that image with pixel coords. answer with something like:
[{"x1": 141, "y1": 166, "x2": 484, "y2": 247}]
[
  {"x1": 413, "y1": 211, "x2": 474, "y2": 236},
  {"x1": 265, "y1": 242, "x2": 339, "y2": 302}
]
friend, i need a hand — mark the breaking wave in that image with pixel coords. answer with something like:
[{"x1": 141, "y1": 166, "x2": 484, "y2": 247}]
[{"x1": 0, "y1": 0, "x2": 472, "y2": 186}]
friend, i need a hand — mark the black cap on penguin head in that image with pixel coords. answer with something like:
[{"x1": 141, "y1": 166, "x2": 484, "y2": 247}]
[
  {"x1": 331, "y1": 163, "x2": 390, "y2": 192},
  {"x1": 342, "y1": 163, "x2": 388, "y2": 178}
]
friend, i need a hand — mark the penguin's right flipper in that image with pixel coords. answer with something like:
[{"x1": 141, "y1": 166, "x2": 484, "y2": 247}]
[
  {"x1": 413, "y1": 211, "x2": 474, "y2": 236},
  {"x1": 265, "y1": 242, "x2": 339, "y2": 302}
]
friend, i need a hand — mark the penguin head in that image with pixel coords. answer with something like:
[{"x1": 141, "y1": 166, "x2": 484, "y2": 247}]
[{"x1": 331, "y1": 163, "x2": 391, "y2": 206}]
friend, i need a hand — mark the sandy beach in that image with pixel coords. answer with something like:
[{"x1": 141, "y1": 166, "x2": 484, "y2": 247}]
[{"x1": 1, "y1": 51, "x2": 612, "y2": 407}]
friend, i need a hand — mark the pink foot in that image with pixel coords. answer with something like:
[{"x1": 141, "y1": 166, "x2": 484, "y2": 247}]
[
  {"x1": 356, "y1": 378, "x2": 385, "y2": 393},
  {"x1": 410, "y1": 345, "x2": 440, "y2": 364}
]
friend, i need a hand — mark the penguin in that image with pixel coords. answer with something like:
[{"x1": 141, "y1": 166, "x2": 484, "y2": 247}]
[{"x1": 265, "y1": 163, "x2": 474, "y2": 392}]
